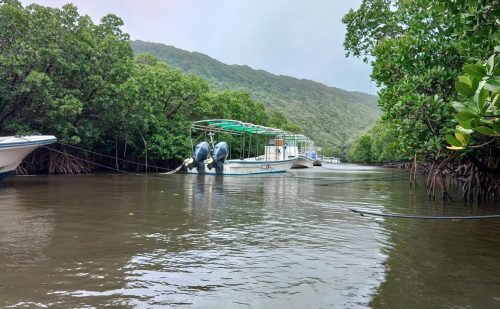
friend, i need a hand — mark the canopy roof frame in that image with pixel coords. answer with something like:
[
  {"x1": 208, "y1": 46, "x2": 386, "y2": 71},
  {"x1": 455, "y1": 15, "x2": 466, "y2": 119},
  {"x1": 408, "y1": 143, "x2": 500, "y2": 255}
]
[{"x1": 192, "y1": 119, "x2": 292, "y2": 137}]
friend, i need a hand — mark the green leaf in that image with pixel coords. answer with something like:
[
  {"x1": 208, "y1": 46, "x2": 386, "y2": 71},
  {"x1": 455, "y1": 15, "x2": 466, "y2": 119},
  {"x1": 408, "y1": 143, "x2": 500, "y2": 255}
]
[
  {"x1": 454, "y1": 131, "x2": 470, "y2": 146},
  {"x1": 463, "y1": 64, "x2": 486, "y2": 78},
  {"x1": 456, "y1": 125, "x2": 473, "y2": 135},
  {"x1": 446, "y1": 134, "x2": 462, "y2": 147},
  {"x1": 434, "y1": 3, "x2": 445, "y2": 13},
  {"x1": 455, "y1": 76, "x2": 475, "y2": 97},
  {"x1": 454, "y1": 111, "x2": 476, "y2": 123},
  {"x1": 486, "y1": 55, "x2": 495, "y2": 75},
  {"x1": 453, "y1": 111, "x2": 476, "y2": 129},
  {"x1": 484, "y1": 79, "x2": 500, "y2": 92},
  {"x1": 70, "y1": 135, "x2": 82, "y2": 144},
  {"x1": 493, "y1": 35, "x2": 500, "y2": 44},
  {"x1": 475, "y1": 126, "x2": 497, "y2": 136},
  {"x1": 491, "y1": 93, "x2": 499, "y2": 109},
  {"x1": 473, "y1": 81, "x2": 488, "y2": 111}
]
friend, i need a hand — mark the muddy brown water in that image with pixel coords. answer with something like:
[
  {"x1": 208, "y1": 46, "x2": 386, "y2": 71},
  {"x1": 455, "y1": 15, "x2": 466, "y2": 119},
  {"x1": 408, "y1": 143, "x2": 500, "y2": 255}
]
[{"x1": 1, "y1": 164, "x2": 499, "y2": 308}]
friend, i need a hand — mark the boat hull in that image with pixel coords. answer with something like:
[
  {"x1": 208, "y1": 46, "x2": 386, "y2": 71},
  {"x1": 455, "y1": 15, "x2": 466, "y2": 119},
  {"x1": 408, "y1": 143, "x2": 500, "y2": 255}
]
[
  {"x1": 0, "y1": 135, "x2": 57, "y2": 181},
  {"x1": 313, "y1": 160, "x2": 322, "y2": 166},
  {"x1": 0, "y1": 171, "x2": 13, "y2": 182},
  {"x1": 291, "y1": 156, "x2": 314, "y2": 169},
  {"x1": 187, "y1": 158, "x2": 296, "y2": 175}
]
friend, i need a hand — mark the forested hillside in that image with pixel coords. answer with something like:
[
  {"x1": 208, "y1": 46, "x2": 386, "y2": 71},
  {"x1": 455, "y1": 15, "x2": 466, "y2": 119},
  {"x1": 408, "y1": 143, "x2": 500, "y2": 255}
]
[
  {"x1": 0, "y1": 1, "x2": 289, "y2": 173},
  {"x1": 131, "y1": 40, "x2": 380, "y2": 151}
]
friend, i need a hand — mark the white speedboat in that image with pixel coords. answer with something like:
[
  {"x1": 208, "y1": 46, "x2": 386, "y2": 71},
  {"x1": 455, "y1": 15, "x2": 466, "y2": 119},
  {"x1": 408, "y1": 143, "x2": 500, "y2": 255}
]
[
  {"x1": 189, "y1": 156, "x2": 297, "y2": 175},
  {"x1": 185, "y1": 119, "x2": 297, "y2": 175},
  {"x1": 286, "y1": 134, "x2": 316, "y2": 169},
  {"x1": 0, "y1": 135, "x2": 57, "y2": 181},
  {"x1": 293, "y1": 155, "x2": 315, "y2": 168}
]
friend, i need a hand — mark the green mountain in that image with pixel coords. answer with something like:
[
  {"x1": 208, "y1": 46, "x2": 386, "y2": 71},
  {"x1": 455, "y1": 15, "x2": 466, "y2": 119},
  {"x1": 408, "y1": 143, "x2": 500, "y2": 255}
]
[{"x1": 130, "y1": 40, "x2": 380, "y2": 148}]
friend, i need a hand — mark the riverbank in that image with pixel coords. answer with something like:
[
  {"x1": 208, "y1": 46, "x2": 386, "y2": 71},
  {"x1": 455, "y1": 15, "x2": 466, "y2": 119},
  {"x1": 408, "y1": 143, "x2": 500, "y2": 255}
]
[
  {"x1": 12, "y1": 147, "x2": 499, "y2": 204},
  {"x1": 380, "y1": 158, "x2": 499, "y2": 203}
]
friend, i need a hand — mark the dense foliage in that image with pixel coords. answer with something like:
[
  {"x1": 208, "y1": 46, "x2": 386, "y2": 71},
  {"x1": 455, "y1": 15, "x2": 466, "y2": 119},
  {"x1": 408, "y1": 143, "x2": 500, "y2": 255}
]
[
  {"x1": 447, "y1": 53, "x2": 499, "y2": 150},
  {"x1": 0, "y1": 0, "x2": 133, "y2": 146},
  {"x1": 0, "y1": 0, "x2": 299, "y2": 172},
  {"x1": 130, "y1": 40, "x2": 381, "y2": 150},
  {"x1": 347, "y1": 120, "x2": 403, "y2": 163},
  {"x1": 343, "y1": 0, "x2": 499, "y2": 163}
]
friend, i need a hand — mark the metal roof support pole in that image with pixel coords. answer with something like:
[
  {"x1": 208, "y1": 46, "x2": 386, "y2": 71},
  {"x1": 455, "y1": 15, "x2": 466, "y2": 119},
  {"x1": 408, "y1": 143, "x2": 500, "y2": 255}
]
[
  {"x1": 247, "y1": 134, "x2": 252, "y2": 158},
  {"x1": 240, "y1": 134, "x2": 244, "y2": 160},
  {"x1": 189, "y1": 128, "x2": 193, "y2": 154}
]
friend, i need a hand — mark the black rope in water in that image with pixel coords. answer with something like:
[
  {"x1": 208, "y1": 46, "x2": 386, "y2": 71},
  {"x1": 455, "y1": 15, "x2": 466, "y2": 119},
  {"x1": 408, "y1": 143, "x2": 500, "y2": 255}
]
[
  {"x1": 28, "y1": 144, "x2": 500, "y2": 220},
  {"x1": 55, "y1": 142, "x2": 179, "y2": 172},
  {"x1": 38, "y1": 144, "x2": 287, "y2": 188},
  {"x1": 41, "y1": 145, "x2": 180, "y2": 180},
  {"x1": 348, "y1": 208, "x2": 500, "y2": 220},
  {"x1": 311, "y1": 175, "x2": 426, "y2": 186},
  {"x1": 45, "y1": 143, "x2": 421, "y2": 186},
  {"x1": 31, "y1": 139, "x2": 500, "y2": 216}
]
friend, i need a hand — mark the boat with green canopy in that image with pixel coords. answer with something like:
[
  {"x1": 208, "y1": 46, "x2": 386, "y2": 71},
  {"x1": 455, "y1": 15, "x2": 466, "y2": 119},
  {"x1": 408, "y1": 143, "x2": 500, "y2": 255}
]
[{"x1": 184, "y1": 119, "x2": 298, "y2": 175}]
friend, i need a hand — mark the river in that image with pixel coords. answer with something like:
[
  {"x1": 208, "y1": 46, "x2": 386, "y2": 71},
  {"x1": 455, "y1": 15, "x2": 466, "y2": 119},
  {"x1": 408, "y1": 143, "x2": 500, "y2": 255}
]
[{"x1": 1, "y1": 164, "x2": 499, "y2": 308}]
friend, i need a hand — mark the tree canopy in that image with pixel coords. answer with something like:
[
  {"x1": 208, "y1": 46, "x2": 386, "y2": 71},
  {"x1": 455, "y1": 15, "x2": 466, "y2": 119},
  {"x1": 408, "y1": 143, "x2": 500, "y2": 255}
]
[
  {"x1": 0, "y1": 0, "x2": 302, "y2": 172},
  {"x1": 343, "y1": 0, "x2": 499, "y2": 163}
]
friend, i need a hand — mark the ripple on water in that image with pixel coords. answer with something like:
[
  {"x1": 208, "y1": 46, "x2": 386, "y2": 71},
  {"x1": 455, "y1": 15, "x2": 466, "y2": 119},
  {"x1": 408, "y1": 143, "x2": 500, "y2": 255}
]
[{"x1": 1, "y1": 170, "x2": 396, "y2": 308}]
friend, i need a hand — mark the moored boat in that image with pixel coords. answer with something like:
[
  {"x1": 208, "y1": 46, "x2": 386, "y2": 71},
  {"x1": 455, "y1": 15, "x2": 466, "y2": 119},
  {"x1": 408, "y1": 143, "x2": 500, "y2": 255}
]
[
  {"x1": 287, "y1": 134, "x2": 316, "y2": 169},
  {"x1": 294, "y1": 155, "x2": 315, "y2": 168},
  {"x1": 184, "y1": 119, "x2": 297, "y2": 175},
  {"x1": 0, "y1": 135, "x2": 57, "y2": 181}
]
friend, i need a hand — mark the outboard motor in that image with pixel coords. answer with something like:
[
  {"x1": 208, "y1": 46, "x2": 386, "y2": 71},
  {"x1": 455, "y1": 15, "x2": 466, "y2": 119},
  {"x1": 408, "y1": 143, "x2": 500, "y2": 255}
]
[
  {"x1": 191, "y1": 141, "x2": 209, "y2": 174},
  {"x1": 212, "y1": 141, "x2": 228, "y2": 175}
]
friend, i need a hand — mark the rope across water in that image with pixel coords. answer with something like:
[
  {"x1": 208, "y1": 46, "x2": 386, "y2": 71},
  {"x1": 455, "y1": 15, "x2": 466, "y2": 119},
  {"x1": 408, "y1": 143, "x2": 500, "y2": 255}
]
[
  {"x1": 348, "y1": 208, "x2": 500, "y2": 220},
  {"x1": 31, "y1": 142, "x2": 500, "y2": 221}
]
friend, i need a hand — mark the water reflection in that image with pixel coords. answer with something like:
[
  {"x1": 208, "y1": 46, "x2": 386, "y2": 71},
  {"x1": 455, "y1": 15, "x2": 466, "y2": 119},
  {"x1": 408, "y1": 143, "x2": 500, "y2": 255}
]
[
  {"x1": 0, "y1": 171, "x2": 389, "y2": 308},
  {"x1": 184, "y1": 175, "x2": 225, "y2": 217},
  {"x1": 0, "y1": 186, "x2": 54, "y2": 268},
  {"x1": 118, "y1": 172, "x2": 387, "y2": 308},
  {"x1": 1, "y1": 167, "x2": 498, "y2": 308},
  {"x1": 0, "y1": 181, "x2": 57, "y2": 308},
  {"x1": 368, "y1": 180, "x2": 500, "y2": 309}
]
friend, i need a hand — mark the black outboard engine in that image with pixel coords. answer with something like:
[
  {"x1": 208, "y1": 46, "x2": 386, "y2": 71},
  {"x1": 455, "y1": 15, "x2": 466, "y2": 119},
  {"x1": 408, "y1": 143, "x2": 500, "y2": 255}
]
[
  {"x1": 212, "y1": 141, "x2": 228, "y2": 175},
  {"x1": 192, "y1": 141, "x2": 209, "y2": 174}
]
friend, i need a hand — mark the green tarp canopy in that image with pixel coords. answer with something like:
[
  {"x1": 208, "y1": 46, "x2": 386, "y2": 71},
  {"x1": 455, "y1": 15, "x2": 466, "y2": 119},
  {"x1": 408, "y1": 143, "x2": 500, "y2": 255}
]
[{"x1": 192, "y1": 119, "x2": 287, "y2": 136}]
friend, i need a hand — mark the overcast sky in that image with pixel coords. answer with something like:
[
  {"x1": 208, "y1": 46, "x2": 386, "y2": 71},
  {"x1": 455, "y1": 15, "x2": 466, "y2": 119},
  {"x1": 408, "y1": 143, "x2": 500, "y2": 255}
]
[{"x1": 21, "y1": 0, "x2": 376, "y2": 94}]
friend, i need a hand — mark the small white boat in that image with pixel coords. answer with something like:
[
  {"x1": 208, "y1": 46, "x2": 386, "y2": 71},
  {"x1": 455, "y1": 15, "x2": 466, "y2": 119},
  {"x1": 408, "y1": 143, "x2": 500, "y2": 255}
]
[
  {"x1": 294, "y1": 155, "x2": 315, "y2": 168},
  {"x1": 322, "y1": 156, "x2": 341, "y2": 164},
  {"x1": 185, "y1": 119, "x2": 297, "y2": 175},
  {"x1": 286, "y1": 134, "x2": 316, "y2": 169},
  {"x1": 188, "y1": 157, "x2": 297, "y2": 175},
  {"x1": 0, "y1": 135, "x2": 57, "y2": 181}
]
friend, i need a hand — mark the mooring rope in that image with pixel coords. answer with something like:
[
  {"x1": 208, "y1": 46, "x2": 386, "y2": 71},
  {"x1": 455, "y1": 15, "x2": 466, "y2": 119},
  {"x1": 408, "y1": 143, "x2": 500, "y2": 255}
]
[
  {"x1": 160, "y1": 163, "x2": 185, "y2": 174},
  {"x1": 313, "y1": 174, "x2": 424, "y2": 186},
  {"x1": 36, "y1": 143, "x2": 422, "y2": 188},
  {"x1": 348, "y1": 208, "x2": 500, "y2": 220},
  {"x1": 41, "y1": 145, "x2": 179, "y2": 180},
  {"x1": 27, "y1": 141, "x2": 500, "y2": 220},
  {"x1": 55, "y1": 142, "x2": 180, "y2": 172},
  {"x1": 37, "y1": 144, "x2": 285, "y2": 189}
]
